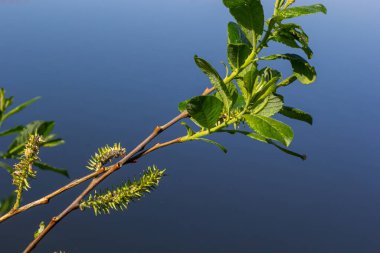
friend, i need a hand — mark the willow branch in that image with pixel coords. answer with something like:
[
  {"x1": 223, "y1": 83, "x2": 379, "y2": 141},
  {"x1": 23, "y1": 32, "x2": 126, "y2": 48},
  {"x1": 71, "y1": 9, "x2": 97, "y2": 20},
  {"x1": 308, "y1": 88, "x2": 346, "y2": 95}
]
[
  {"x1": 24, "y1": 46, "x2": 258, "y2": 252},
  {"x1": 23, "y1": 106, "x2": 193, "y2": 252},
  {"x1": 0, "y1": 86, "x2": 217, "y2": 224},
  {"x1": 0, "y1": 169, "x2": 104, "y2": 223}
]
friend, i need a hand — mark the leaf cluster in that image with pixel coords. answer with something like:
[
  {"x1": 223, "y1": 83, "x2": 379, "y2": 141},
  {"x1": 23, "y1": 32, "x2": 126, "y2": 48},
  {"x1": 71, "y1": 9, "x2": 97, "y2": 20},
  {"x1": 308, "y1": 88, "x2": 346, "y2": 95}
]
[
  {"x1": 80, "y1": 166, "x2": 165, "y2": 215},
  {"x1": 178, "y1": 0, "x2": 326, "y2": 159}
]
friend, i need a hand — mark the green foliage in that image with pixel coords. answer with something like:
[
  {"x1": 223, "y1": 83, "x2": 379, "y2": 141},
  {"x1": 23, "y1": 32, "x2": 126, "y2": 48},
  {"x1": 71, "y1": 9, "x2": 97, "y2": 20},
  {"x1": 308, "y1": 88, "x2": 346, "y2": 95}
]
[
  {"x1": 80, "y1": 166, "x2": 165, "y2": 215},
  {"x1": 0, "y1": 88, "x2": 67, "y2": 214},
  {"x1": 194, "y1": 56, "x2": 235, "y2": 113},
  {"x1": 87, "y1": 143, "x2": 126, "y2": 171},
  {"x1": 0, "y1": 194, "x2": 16, "y2": 214},
  {"x1": 176, "y1": 0, "x2": 326, "y2": 158},
  {"x1": 227, "y1": 22, "x2": 252, "y2": 69},
  {"x1": 243, "y1": 115, "x2": 294, "y2": 146},
  {"x1": 278, "y1": 4, "x2": 327, "y2": 20},
  {"x1": 223, "y1": 0, "x2": 265, "y2": 36},
  {"x1": 0, "y1": 2, "x2": 326, "y2": 250},
  {"x1": 256, "y1": 94, "x2": 283, "y2": 117},
  {"x1": 271, "y1": 23, "x2": 313, "y2": 59},
  {"x1": 5, "y1": 121, "x2": 64, "y2": 158},
  {"x1": 186, "y1": 96, "x2": 223, "y2": 129},
  {"x1": 12, "y1": 135, "x2": 43, "y2": 209},
  {"x1": 34, "y1": 162, "x2": 69, "y2": 178},
  {"x1": 221, "y1": 129, "x2": 306, "y2": 160},
  {"x1": 260, "y1": 54, "x2": 316, "y2": 84},
  {"x1": 193, "y1": 138, "x2": 228, "y2": 153},
  {"x1": 280, "y1": 106, "x2": 313, "y2": 125}
]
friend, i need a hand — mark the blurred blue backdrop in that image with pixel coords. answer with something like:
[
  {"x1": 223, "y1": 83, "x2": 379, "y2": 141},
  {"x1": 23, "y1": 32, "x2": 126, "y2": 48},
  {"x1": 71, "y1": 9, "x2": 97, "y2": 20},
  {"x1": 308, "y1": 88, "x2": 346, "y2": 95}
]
[{"x1": 0, "y1": 0, "x2": 379, "y2": 252}]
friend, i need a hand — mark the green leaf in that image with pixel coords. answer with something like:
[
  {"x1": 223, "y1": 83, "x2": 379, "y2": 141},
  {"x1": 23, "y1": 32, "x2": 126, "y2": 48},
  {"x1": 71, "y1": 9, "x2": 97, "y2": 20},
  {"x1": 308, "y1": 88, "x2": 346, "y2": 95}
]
[
  {"x1": 237, "y1": 65, "x2": 259, "y2": 103},
  {"x1": 0, "y1": 88, "x2": 5, "y2": 113},
  {"x1": 256, "y1": 94, "x2": 283, "y2": 117},
  {"x1": 180, "y1": 122, "x2": 195, "y2": 136},
  {"x1": 1, "y1": 97, "x2": 40, "y2": 122},
  {"x1": 272, "y1": 23, "x2": 313, "y2": 59},
  {"x1": 0, "y1": 161, "x2": 12, "y2": 173},
  {"x1": 228, "y1": 45, "x2": 251, "y2": 70},
  {"x1": 227, "y1": 22, "x2": 252, "y2": 69},
  {"x1": 0, "y1": 194, "x2": 16, "y2": 215},
  {"x1": 249, "y1": 72, "x2": 279, "y2": 110},
  {"x1": 243, "y1": 114, "x2": 294, "y2": 146},
  {"x1": 178, "y1": 99, "x2": 190, "y2": 112},
  {"x1": 227, "y1": 22, "x2": 252, "y2": 46},
  {"x1": 7, "y1": 121, "x2": 56, "y2": 154},
  {"x1": 267, "y1": 139, "x2": 306, "y2": 160},
  {"x1": 194, "y1": 56, "x2": 233, "y2": 110},
  {"x1": 231, "y1": 94, "x2": 245, "y2": 111},
  {"x1": 194, "y1": 138, "x2": 227, "y2": 153},
  {"x1": 280, "y1": 106, "x2": 313, "y2": 125},
  {"x1": 34, "y1": 162, "x2": 69, "y2": 178},
  {"x1": 221, "y1": 130, "x2": 305, "y2": 160},
  {"x1": 260, "y1": 54, "x2": 316, "y2": 84},
  {"x1": 0, "y1": 125, "x2": 25, "y2": 137},
  {"x1": 186, "y1": 96, "x2": 223, "y2": 129},
  {"x1": 41, "y1": 138, "x2": 65, "y2": 147},
  {"x1": 215, "y1": 82, "x2": 238, "y2": 111},
  {"x1": 223, "y1": 0, "x2": 265, "y2": 36},
  {"x1": 278, "y1": 4, "x2": 327, "y2": 20}
]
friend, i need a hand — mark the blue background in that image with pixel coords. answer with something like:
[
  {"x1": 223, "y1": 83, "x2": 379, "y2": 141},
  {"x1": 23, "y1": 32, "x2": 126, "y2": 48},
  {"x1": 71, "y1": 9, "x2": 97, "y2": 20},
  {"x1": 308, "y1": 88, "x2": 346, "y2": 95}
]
[{"x1": 1, "y1": 0, "x2": 379, "y2": 252}]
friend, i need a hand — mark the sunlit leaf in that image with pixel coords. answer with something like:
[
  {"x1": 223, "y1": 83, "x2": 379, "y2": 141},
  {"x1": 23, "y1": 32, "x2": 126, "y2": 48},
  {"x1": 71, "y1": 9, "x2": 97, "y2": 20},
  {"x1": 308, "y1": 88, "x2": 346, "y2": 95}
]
[
  {"x1": 260, "y1": 54, "x2": 316, "y2": 84},
  {"x1": 42, "y1": 138, "x2": 65, "y2": 147},
  {"x1": 0, "y1": 125, "x2": 25, "y2": 137},
  {"x1": 221, "y1": 130, "x2": 305, "y2": 160},
  {"x1": 227, "y1": 22, "x2": 252, "y2": 69},
  {"x1": 256, "y1": 94, "x2": 283, "y2": 117},
  {"x1": 280, "y1": 106, "x2": 313, "y2": 125},
  {"x1": 194, "y1": 138, "x2": 228, "y2": 153},
  {"x1": 243, "y1": 114, "x2": 294, "y2": 146},
  {"x1": 7, "y1": 121, "x2": 56, "y2": 154},
  {"x1": 278, "y1": 4, "x2": 327, "y2": 20},
  {"x1": 194, "y1": 56, "x2": 234, "y2": 111},
  {"x1": 223, "y1": 0, "x2": 265, "y2": 36},
  {"x1": 1, "y1": 97, "x2": 40, "y2": 122},
  {"x1": 34, "y1": 162, "x2": 69, "y2": 178},
  {"x1": 186, "y1": 96, "x2": 223, "y2": 129},
  {"x1": 272, "y1": 23, "x2": 313, "y2": 59}
]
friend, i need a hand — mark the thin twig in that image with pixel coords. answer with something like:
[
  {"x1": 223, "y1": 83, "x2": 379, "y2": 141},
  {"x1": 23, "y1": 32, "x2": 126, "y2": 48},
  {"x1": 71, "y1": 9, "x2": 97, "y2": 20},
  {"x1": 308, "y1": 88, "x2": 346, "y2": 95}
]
[
  {"x1": 0, "y1": 169, "x2": 104, "y2": 223},
  {"x1": 23, "y1": 83, "x2": 220, "y2": 252},
  {"x1": 1, "y1": 88, "x2": 216, "y2": 224},
  {"x1": 23, "y1": 111, "x2": 192, "y2": 252},
  {"x1": 23, "y1": 85, "x2": 220, "y2": 251}
]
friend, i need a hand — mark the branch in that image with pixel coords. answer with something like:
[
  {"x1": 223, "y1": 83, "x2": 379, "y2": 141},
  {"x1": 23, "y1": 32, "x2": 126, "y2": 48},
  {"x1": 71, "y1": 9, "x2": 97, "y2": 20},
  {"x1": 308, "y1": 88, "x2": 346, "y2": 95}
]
[
  {"x1": 1, "y1": 88, "x2": 216, "y2": 223},
  {"x1": 23, "y1": 111, "x2": 190, "y2": 252},
  {"x1": 24, "y1": 45, "x2": 257, "y2": 252},
  {"x1": 0, "y1": 169, "x2": 104, "y2": 223}
]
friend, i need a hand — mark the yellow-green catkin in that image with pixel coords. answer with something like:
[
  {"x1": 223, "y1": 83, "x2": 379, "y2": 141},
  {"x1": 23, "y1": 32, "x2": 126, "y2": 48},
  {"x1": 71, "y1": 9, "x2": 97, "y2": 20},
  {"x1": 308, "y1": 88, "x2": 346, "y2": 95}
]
[{"x1": 12, "y1": 134, "x2": 43, "y2": 209}]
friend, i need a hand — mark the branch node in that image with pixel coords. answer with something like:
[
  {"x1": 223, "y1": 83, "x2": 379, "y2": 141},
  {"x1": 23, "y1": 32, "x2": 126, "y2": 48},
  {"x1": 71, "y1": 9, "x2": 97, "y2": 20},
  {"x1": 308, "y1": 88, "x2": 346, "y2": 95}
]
[{"x1": 155, "y1": 126, "x2": 163, "y2": 134}]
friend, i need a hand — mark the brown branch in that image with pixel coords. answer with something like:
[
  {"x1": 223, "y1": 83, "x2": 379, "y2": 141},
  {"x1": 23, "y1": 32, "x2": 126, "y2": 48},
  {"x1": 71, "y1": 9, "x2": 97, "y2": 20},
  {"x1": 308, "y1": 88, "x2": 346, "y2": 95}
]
[
  {"x1": 1, "y1": 87, "x2": 216, "y2": 224},
  {"x1": 23, "y1": 113, "x2": 191, "y2": 252},
  {"x1": 21, "y1": 85, "x2": 215, "y2": 252},
  {"x1": 0, "y1": 169, "x2": 104, "y2": 223}
]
